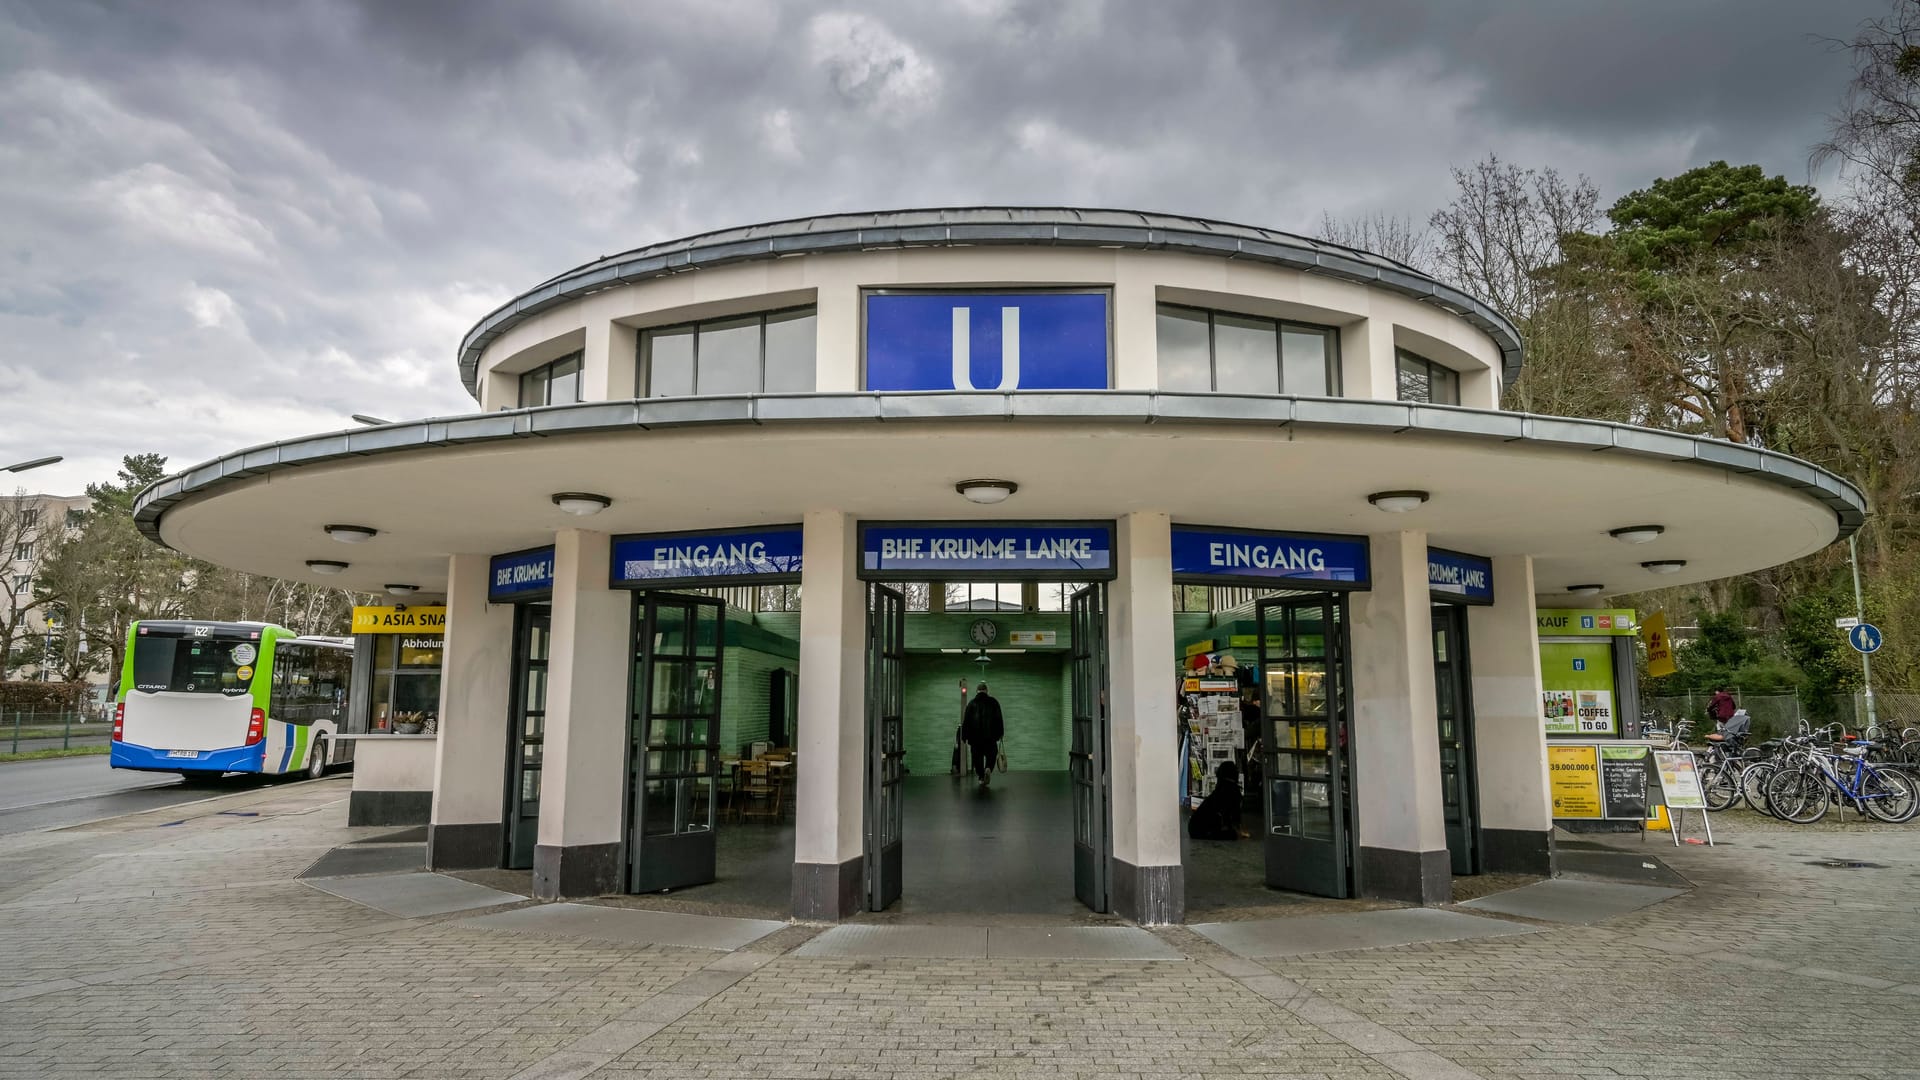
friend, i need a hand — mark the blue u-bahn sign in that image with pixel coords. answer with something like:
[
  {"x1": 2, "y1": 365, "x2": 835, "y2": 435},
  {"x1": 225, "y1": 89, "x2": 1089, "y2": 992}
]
[{"x1": 865, "y1": 292, "x2": 1110, "y2": 392}]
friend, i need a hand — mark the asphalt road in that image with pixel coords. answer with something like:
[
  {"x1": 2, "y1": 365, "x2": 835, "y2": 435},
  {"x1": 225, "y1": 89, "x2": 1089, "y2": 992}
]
[{"x1": 0, "y1": 755, "x2": 282, "y2": 836}]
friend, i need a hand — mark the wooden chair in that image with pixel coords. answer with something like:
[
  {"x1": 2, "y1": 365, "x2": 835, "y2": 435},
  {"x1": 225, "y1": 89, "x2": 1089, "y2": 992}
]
[{"x1": 738, "y1": 760, "x2": 782, "y2": 823}]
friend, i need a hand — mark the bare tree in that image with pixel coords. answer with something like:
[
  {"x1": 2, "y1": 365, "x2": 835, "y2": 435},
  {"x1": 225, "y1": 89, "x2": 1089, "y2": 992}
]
[
  {"x1": 1428, "y1": 155, "x2": 1600, "y2": 321},
  {"x1": 1316, "y1": 211, "x2": 1432, "y2": 269}
]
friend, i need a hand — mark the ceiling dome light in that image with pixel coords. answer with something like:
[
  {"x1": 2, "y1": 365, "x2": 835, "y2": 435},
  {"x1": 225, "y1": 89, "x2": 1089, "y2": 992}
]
[
  {"x1": 551, "y1": 492, "x2": 612, "y2": 516},
  {"x1": 1566, "y1": 584, "x2": 1606, "y2": 596},
  {"x1": 1609, "y1": 525, "x2": 1665, "y2": 544},
  {"x1": 1366, "y1": 490, "x2": 1430, "y2": 514},
  {"x1": 955, "y1": 479, "x2": 1018, "y2": 505},
  {"x1": 1641, "y1": 560, "x2": 1687, "y2": 575},
  {"x1": 324, "y1": 524, "x2": 378, "y2": 543},
  {"x1": 306, "y1": 560, "x2": 349, "y2": 575},
  {"x1": 385, "y1": 584, "x2": 420, "y2": 596}
]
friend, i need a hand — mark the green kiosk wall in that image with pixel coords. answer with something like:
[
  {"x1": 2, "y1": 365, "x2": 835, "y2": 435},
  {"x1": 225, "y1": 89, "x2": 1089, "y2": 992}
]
[
  {"x1": 900, "y1": 611, "x2": 1075, "y2": 775},
  {"x1": 1537, "y1": 609, "x2": 1640, "y2": 739}
]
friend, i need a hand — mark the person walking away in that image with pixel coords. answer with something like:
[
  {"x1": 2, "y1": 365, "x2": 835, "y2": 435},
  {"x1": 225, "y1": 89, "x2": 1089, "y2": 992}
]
[{"x1": 961, "y1": 681, "x2": 1005, "y2": 787}]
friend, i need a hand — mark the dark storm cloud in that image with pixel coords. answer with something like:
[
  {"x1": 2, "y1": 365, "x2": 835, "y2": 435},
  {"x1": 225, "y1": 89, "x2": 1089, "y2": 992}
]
[{"x1": 0, "y1": 0, "x2": 1893, "y2": 494}]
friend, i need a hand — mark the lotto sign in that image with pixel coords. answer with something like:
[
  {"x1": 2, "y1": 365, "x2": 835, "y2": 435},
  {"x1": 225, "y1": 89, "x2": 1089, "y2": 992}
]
[{"x1": 1642, "y1": 611, "x2": 1677, "y2": 678}]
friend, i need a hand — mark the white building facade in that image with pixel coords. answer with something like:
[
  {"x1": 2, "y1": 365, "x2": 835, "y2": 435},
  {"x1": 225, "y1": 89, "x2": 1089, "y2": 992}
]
[{"x1": 134, "y1": 210, "x2": 1863, "y2": 923}]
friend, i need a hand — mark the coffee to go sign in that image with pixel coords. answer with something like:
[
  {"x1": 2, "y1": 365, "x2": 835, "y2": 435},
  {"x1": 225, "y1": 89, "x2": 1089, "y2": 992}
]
[{"x1": 351, "y1": 606, "x2": 447, "y2": 634}]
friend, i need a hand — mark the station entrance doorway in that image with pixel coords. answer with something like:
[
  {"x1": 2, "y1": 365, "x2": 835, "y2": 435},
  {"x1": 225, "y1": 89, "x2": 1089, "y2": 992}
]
[
  {"x1": 858, "y1": 521, "x2": 1116, "y2": 916},
  {"x1": 504, "y1": 602, "x2": 551, "y2": 870},
  {"x1": 1430, "y1": 602, "x2": 1479, "y2": 876}
]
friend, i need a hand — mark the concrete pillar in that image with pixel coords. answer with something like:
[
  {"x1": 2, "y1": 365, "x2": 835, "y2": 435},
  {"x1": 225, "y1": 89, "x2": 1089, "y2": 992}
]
[
  {"x1": 1467, "y1": 555, "x2": 1553, "y2": 875},
  {"x1": 790, "y1": 511, "x2": 867, "y2": 918},
  {"x1": 1339, "y1": 316, "x2": 1399, "y2": 401},
  {"x1": 427, "y1": 553, "x2": 516, "y2": 869},
  {"x1": 1112, "y1": 263, "x2": 1158, "y2": 390},
  {"x1": 581, "y1": 318, "x2": 639, "y2": 401},
  {"x1": 1107, "y1": 511, "x2": 1182, "y2": 923},
  {"x1": 532, "y1": 528, "x2": 630, "y2": 899},
  {"x1": 814, "y1": 285, "x2": 860, "y2": 392},
  {"x1": 1347, "y1": 529, "x2": 1449, "y2": 903}
]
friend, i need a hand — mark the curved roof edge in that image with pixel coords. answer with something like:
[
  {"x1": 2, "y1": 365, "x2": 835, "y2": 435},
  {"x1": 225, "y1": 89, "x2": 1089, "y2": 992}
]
[
  {"x1": 455, "y1": 207, "x2": 1528, "y2": 398},
  {"x1": 135, "y1": 393, "x2": 1865, "y2": 549}
]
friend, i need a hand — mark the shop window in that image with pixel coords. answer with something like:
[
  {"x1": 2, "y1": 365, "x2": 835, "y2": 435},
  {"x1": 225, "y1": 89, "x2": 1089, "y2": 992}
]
[
  {"x1": 639, "y1": 307, "x2": 817, "y2": 397},
  {"x1": 1155, "y1": 304, "x2": 1340, "y2": 396},
  {"x1": 1396, "y1": 349, "x2": 1460, "y2": 406},
  {"x1": 519, "y1": 352, "x2": 583, "y2": 407},
  {"x1": 369, "y1": 634, "x2": 443, "y2": 732}
]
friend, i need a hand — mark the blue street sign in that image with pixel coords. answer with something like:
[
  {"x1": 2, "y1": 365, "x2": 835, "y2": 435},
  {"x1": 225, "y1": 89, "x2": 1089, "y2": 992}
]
[
  {"x1": 1169, "y1": 526, "x2": 1371, "y2": 588},
  {"x1": 865, "y1": 292, "x2": 1110, "y2": 391},
  {"x1": 1427, "y1": 548, "x2": 1494, "y2": 604},
  {"x1": 1849, "y1": 622, "x2": 1883, "y2": 654},
  {"x1": 489, "y1": 546, "x2": 555, "y2": 603},
  {"x1": 860, "y1": 522, "x2": 1114, "y2": 577},
  {"x1": 612, "y1": 526, "x2": 803, "y2": 587}
]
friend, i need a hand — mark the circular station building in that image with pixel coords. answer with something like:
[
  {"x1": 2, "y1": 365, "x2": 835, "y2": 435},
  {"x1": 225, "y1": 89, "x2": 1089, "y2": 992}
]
[{"x1": 135, "y1": 208, "x2": 1863, "y2": 924}]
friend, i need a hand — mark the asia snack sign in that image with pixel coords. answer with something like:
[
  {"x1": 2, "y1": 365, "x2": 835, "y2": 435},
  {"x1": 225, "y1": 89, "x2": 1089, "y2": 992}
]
[
  {"x1": 351, "y1": 606, "x2": 448, "y2": 634},
  {"x1": 864, "y1": 292, "x2": 1110, "y2": 392},
  {"x1": 1169, "y1": 526, "x2": 1371, "y2": 588},
  {"x1": 612, "y1": 526, "x2": 803, "y2": 588},
  {"x1": 860, "y1": 523, "x2": 1114, "y2": 577}
]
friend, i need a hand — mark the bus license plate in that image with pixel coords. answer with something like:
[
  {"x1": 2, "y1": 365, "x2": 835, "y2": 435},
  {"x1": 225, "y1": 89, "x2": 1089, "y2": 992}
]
[{"x1": 166, "y1": 750, "x2": 199, "y2": 759}]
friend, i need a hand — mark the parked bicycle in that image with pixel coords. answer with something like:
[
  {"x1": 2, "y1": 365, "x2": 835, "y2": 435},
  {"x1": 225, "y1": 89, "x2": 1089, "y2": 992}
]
[{"x1": 1763, "y1": 734, "x2": 1919, "y2": 825}]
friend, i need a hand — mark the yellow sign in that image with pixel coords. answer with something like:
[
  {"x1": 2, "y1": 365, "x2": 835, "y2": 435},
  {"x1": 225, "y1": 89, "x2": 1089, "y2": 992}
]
[
  {"x1": 1548, "y1": 744, "x2": 1602, "y2": 818},
  {"x1": 1642, "y1": 610, "x2": 1676, "y2": 678},
  {"x1": 1183, "y1": 639, "x2": 1216, "y2": 658},
  {"x1": 1227, "y1": 635, "x2": 1287, "y2": 650},
  {"x1": 351, "y1": 606, "x2": 448, "y2": 634}
]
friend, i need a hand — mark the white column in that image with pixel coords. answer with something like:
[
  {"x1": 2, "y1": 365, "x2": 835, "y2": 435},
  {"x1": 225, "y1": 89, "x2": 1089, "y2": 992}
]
[
  {"x1": 791, "y1": 511, "x2": 866, "y2": 918},
  {"x1": 1339, "y1": 316, "x2": 1399, "y2": 400},
  {"x1": 428, "y1": 553, "x2": 515, "y2": 869},
  {"x1": 1107, "y1": 511, "x2": 1182, "y2": 923},
  {"x1": 813, "y1": 286, "x2": 860, "y2": 392},
  {"x1": 1348, "y1": 529, "x2": 1450, "y2": 903},
  {"x1": 581, "y1": 318, "x2": 638, "y2": 401},
  {"x1": 532, "y1": 528, "x2": 630, "y2": 899},
  {"x1": 1467, "y1": 555, "x2": 1553, "y2": 874}
]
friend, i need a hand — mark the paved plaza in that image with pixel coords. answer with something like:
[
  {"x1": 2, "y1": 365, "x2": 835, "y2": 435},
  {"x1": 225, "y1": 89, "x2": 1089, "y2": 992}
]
[{"x1": 0, "y1": 775, "x2": 1916, "y2": 1079}]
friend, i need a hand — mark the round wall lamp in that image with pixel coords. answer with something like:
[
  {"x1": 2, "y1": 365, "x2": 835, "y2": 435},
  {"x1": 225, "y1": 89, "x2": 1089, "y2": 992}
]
[
  {"x1": 1608, "y1": 525, "x2": 1665, "y2": 544},
  {"x1": 324, "y1": 524, "x2": 378, "y2": 543},
  {"x1": 1641, "y1": 560, "x2": 1687, "y2": 575},
  {"x1": 956, "y1": 479, "x2": 1019, "y2": 505},
  {"x1": 1565, "y1": 584, "x2": 1607, "y2": 596},
  {"x1": 1366, "y1": 490, "x2": 1429, "y2": 513},
  {"x1": 306, "y1": 560, "x2": 349, "y2": 575},
  {"x1": 385, "y1": 584, "x2": 420, "y2": 596},
  {"x1": 551, "y1": 492, "x2": 612, "y2": 516}
]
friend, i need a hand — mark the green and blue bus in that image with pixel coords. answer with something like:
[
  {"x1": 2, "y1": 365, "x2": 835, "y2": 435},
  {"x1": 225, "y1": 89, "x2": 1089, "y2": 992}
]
[{"x1": 112, "y1": 620, "x2": 352, "y2": 779}]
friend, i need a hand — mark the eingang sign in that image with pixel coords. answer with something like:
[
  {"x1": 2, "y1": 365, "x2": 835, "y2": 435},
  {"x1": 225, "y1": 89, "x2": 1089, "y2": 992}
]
[
  {"x1": 612, "y1": 526, "x2": 803, "y2": 588},
  {"x1": 1170, "y1": 526, "x2": 1370, "y2": 589}
]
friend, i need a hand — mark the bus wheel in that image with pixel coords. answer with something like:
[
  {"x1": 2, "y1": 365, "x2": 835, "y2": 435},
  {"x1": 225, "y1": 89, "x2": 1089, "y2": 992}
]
[{"x1": 306, "y1": 736, "x2": 328, "y2": 781}]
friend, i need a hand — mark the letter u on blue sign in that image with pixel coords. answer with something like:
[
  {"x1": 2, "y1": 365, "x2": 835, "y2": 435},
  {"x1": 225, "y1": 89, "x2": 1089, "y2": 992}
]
[{"x1": 865, "y1": 293, "x2": 1109, "y2": 391}]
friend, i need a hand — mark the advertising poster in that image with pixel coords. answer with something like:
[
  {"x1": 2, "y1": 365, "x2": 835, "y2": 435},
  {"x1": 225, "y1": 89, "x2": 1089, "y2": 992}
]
[
  {"x1": 1539, "y1": 641, "x2": 1617, "y2": 736},
  {"x1": 1600, "y1": 745, "x2": 1651, "y2": 819},
  {"x1": 1654, "y1": 750, "x2": 1708, "y2": 810},
  {"x1": 1548, "y1": 745, "x2": 1602, "y2": 818}
]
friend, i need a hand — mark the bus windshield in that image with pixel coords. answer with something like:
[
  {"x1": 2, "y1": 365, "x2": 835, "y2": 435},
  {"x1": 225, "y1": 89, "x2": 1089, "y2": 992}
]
[{"x1": 131, "y1": 633, "x2": 258, "y2": 696}]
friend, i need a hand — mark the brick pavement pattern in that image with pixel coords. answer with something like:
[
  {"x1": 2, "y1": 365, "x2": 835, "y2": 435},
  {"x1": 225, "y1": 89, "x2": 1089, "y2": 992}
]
[{"x1": 1, "y1": 776, "x2": 1916, "y2": 1079}]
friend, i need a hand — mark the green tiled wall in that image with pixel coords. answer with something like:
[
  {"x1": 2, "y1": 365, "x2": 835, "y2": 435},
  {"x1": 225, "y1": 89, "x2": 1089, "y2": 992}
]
[{"x1": 901, "y1": 651, "x2": 1071, "y2": 774}]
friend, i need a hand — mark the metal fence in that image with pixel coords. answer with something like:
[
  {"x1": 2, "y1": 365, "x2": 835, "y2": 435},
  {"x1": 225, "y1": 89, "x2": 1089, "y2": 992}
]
[
  {"x1": 2, "y1": 705, "x2": 106, "y2": 753},
  {"x1": 1644, "y1": 692, "x2": 1920, "y2": 740}
]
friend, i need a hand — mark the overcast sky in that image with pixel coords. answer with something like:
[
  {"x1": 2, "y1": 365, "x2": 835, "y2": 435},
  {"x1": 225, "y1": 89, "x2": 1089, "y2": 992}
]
[{"x1": 0, "y1": 0, "x2": 1893, "y2": 495}]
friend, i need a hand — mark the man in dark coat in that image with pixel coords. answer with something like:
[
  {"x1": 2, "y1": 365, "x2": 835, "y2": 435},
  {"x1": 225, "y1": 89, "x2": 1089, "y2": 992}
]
[{"x1": 961, "y1": 682, "x2": 1005, "y2": 787}]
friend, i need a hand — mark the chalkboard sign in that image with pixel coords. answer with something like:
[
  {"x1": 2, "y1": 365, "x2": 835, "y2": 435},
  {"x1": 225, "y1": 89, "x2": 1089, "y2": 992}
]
[{"x1": 1600, "y1": 745, "x2": 1651, "y2": 819}]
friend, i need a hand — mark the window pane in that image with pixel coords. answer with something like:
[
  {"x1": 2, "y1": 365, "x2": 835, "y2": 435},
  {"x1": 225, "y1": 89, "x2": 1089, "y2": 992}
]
[
  {"x1": 762, "y1": 310, "x2": 817, "y2": 393},
  {"x1": 1281, "y1": 327, "x2": 1332, "y2": 397},
  {"x1": 1396, "y1": 352, "x2": 1431, "y2": 403},
  {"x1": 1432, "y1": 366, "x2": 1460, "y2": 405},
  {"x1": 519, "y1": 367, "x2": 548, "y2": 407},
  {"x1": 547, "y1": 356, "x2": 580, "y2": 404},
  {"x1": 1155, "y1": 306, "x2": 1211, "y2": 392},
  {"x1": 1212, "y1": 314, "x2": 1279, "y2": 395},
  {"x1": 696, "y1": 316, "x2": 760, "y2": 395},
  {"x1": 646, "y1": 328, "x2": 694, "y2": 397}
]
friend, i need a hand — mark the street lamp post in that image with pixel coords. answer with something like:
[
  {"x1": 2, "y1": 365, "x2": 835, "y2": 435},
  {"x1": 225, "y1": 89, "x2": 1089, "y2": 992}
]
[{"x1": 2, "y1": 456, "x2": 62, "y2": 474}]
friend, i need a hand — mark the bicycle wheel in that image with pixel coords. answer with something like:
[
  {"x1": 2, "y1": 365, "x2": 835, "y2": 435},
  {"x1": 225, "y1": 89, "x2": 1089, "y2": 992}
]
[
  {"x1": 1700, "y1": 764, "x2": 1741, "y2": 811},
  {"x1": 1743, "y1": 762, "x2": 1778, "y2": 817},
  {"x1": 1861, "y1": 768, "x2": 1920, "y2": 824},
  {"x1": 1765, "y1": 766, "x2": 1829, "y2": 824}
]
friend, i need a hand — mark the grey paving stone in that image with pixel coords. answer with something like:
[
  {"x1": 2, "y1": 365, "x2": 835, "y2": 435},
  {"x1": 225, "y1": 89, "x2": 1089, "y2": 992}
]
[
  {"x1": 1458, "y1": 879, "x2": 1684, "y2": 924},
  {"x1": 1191, "y1": 907, "x2": 1538, "y2": 958},
  {"x1": 456, "y1": 901, "x2": 783, "y2": 950},
  {"x1": 298, "y1": 842, "x2": 426, "y2": 879},
  {"x1": 986, "y1": 925, "x2": 1185, "y2": 960},
  {"x1": 792, "y1": 923, "x2": 989, "y2": 958},
  {"x1": 303, "y1": 871, "x2": 522, "y2": 918}
]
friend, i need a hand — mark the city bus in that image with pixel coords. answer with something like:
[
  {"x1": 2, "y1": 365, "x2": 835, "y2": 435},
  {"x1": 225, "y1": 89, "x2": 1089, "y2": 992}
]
[{"x1": 111, "y1": 620, "x2": 352, "y2": 779}]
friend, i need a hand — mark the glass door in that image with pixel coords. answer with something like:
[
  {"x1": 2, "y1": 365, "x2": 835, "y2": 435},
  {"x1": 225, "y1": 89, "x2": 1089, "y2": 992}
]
[
  {"x1": 505, "y1": 604, "x2": 550, "y2": 870},
  {"x1": 1432, "y1": 604, "x2": 1478, "y2": 876},
  {"x1": 1069, "y1": 584, "x2": 1110, "y2": 913},
  {"x1": 1256, "y1": 595, "x2": 1352, "y2": 898},
  {"x1": 628, "y1": 593, "x2": 724, "y2": 893},
  {"x1": 864, "y1": 584, "x2": 906, "y2": 911}
]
